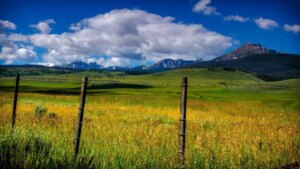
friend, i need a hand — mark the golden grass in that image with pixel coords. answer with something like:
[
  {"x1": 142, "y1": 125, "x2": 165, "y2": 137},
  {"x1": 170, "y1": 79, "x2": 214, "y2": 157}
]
[{"x1": 0, "y1": 92, "x2": 299, "y2": 168}]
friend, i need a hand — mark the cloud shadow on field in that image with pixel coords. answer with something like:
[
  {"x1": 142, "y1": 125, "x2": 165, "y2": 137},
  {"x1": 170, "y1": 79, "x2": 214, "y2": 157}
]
[
  {"x1": 88, "y1": 83, "x2": 152, "y2": 90},
  {"x1": 0, "y1": 83, "x2": 153, "y2": 95}
]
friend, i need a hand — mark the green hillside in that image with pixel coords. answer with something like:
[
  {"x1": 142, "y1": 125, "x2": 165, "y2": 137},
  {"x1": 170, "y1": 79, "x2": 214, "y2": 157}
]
[
  {"x1": 0, "y1": 65, "x2": 76, "y2": 77},
  {"x1": 188, "y1": 53, "x2": 300, "y2": 81},
  {"x1": 1, "y1": 68, "x2": 299, "y2": 110},
  {"x1": 125, "y1": 68, "x2": 261, "y2": 85},
  {"x1": 14, "y1": 68, "x2": 260, "y2": 85}
]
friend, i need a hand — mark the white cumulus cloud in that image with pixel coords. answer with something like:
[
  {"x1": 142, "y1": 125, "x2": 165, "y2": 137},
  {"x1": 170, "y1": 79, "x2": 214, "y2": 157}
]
[
  {"x1": 8, "y1": 33, "x2": 29, "y2": 42},
  {"x1": 0, "y1": 20, "x2": 37, "y2": 64},
  {"x1": 30, "y1": 19, "x2": 55, "y2": 34},
  {"x1": 284, "y1": 24, "x2": 300, "y2": 34},
  {"x1": 28, "y1": 9, "x2": 233, "y2": 66},
  {"x1": 33, "y1": 62, "x2": 55, "y2": 67},
  {"x1": 193, "y1": 0, "x2": 220, "y2": 15},
  {"x1": 254, "y1": 17, "x2": 279, "y2": 30},
  {"x1": 223, "y1": 15, "x2": 249, "y2": 22},
  {"x1": 0, "y1": 46, "x2": 36, "y2": 64},
  {"x1": 0, "y1": 20, "x2": 16, "y2": 33},
  {"x1": 1, "y1": 10, "x2": 234, "y2": 66}
]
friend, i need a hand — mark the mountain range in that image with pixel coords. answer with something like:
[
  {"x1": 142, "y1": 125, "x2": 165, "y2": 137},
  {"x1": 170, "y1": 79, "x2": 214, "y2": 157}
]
[
  {"x1": 63, "y1": 59, "x2": 196, "y2": 71},
  {"x1": 65, "y1": 42, "x2": 284, "y2": 70},
  {"x1": 147, "y1": 59, "x2": 195, "y2": 71},
  {"x1": 60, "y1": 42, "x2": 300, "y2": 80},
  {"x1": 2, "y1": 42, "x2": 298, "y2": 80},
  {"x1": 63, "y1": 61, "x2": 104, "y2": 70}
]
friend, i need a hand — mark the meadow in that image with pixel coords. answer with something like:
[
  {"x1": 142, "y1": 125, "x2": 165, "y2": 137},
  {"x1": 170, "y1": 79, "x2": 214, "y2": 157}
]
[{"x1": 0, "y1": 68, "x2": 299, "y2": 168}]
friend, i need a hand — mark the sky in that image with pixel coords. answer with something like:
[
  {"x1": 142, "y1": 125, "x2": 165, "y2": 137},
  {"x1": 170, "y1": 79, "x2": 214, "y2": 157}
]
[{"x1": 0, "y1": 0, "x2": 299, "y2": 67}]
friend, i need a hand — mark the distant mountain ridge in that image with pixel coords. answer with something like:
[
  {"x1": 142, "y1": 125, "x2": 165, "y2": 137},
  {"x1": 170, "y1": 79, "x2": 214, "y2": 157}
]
[
  {"x1": 4, "y1": 42, "x2": 299, "y2": 81},
  {"x1": 61, "y1": 42, "x2": 290, "y2": 72},
  {"x1": 61, "y1": 59, "x2": 196, "y2": 71},
  {"x1": 148, "y1": 59, "x2": 195, "y2": 70},
  {"x1": 105, "y1": 66, "x2": 130, "y2": 71},
  {"x1": 63, "y1": 61, "x2": 104, "y2": 70}
]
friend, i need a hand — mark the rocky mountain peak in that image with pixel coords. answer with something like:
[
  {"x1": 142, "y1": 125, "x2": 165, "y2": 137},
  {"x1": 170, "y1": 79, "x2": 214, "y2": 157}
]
[{"x1": 216, "y1": 42, "x2": 278, "y2": 61}]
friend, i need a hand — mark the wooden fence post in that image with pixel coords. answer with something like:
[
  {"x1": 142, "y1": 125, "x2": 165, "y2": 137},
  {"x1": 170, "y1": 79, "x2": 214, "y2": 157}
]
[
  {"x1": 11, "y1": 73, "x2": 20, "y2": 133},
  {"x1": 178, "y1": 77, "x2": 187, "y2": 168},
  {"x1": 74, "y1": 77, "x2": 88, "y2": 157}
]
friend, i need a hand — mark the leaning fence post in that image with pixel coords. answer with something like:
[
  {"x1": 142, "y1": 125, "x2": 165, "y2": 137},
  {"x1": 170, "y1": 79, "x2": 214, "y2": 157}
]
[
  {"x1": 11, "y1": 73, "x2": 20, "y2": 133},
  {"x1": 178, "y1": 77, "x2": 187, "y2": 168},
  {"x1": 74, "y1": 77, "x2": 88, "y2": 157}
]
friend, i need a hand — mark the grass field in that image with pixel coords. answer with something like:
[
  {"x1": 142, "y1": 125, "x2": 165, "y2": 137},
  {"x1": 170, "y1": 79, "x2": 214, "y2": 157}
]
[{"x1": 0, "y1": 68, "x2": 299, "y2": 168}]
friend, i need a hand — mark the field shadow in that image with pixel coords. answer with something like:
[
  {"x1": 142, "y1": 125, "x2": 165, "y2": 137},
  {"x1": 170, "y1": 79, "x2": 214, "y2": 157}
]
[
  {"x1": 88, "y1": 83, "x2": 151, "y2": 89},
  {"x1": 0, "y1": 83, "x2": 152, "y2": 95}
]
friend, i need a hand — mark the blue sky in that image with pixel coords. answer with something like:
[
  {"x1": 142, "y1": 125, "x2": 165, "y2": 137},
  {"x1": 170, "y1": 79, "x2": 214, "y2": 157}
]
[{"x1": 0, "y1": 0, "x2": 299, "y2": 67}]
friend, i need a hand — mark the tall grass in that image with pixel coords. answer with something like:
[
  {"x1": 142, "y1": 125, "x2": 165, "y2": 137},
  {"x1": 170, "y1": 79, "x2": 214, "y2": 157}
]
[{"x1": 0, "y1": 92, "x2": 299, "y2": 168}]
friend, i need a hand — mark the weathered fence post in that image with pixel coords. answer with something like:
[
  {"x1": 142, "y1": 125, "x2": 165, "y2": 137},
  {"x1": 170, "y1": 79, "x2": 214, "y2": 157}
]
[
  {"x1": 74, "y1": 77, "x2": 88, "y2": 157},
  {"x1": 178, "y1": 77, "x2": 187, "y2": 168},
  {"x1": 11, "y1": 73, "x2": 20, "y2": 133}
]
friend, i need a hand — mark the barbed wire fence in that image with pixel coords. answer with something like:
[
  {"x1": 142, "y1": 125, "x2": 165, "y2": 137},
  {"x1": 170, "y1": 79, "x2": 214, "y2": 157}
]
[{"x1": 1, "y1": 73, "x2": 299, "y2": 168}]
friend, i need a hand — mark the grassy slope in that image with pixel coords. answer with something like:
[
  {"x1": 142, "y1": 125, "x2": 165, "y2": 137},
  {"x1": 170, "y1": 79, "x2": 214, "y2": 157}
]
[
  {"x1": 0, "y1": 65, "x2": 76, "y2": 77},
  {"x1": 0, "y1": 69, "x2": 299, "y2": 110},
  {"x1": 125, "y1": 68, "x2": 261, "y2": 85}
]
